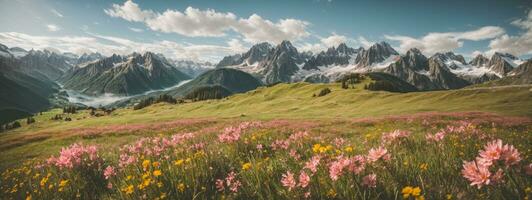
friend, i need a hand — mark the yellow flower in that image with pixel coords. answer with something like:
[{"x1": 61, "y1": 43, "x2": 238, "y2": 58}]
[
  {"x1": 185, "y1": 158, "x2": 191, "y2": 163},
  {"x1": 153, "y1": 170, "x2": 162, "y2": 177},
  {"x1": 40, "y1": 177, "x2": 48, "y2": 187},
  {"x1": 48, "y1": 184, "x2": 54, "y2": 190},
  {"x1": 242, "y1": 163, "x2": 252, "y2": 170},
  {"x1": 412, "y1": 187, "x2": 421, "y2": 197},
  {"x1": 152, "y1": 161, "x2": 160, "y2": 168},
  {"x1": 344, "y1": 147, "x2": 353, "y2": 153},
  {"x1": 312, "y1": 144, "x2": 321, "y2": 153},
  {"x1": 446, "y1": 194, "x2": 453, "y2": 199},
  {"x1": 123, "y1": 185, "x2": 134, "y2": 194},
  {"x1": 419, "y1": 163, "x2": 428, "y2": 171},
  {"x1": 160, "y1": 192, "x2": 167, "y2": 199},
  {"x1": 157, "y1": 182, "x2": 163, "y2": 188},
  {"x1": 142, "y1": 172, "x2": 150, "y2": 179},
  {"x1": 402, "y1": 186, "x2": 413, "y2": 198},
  {"x1": 59, "y1": 180, "x2": 69, "y2": 187},
  {"x1": 178, "y1": 183, "x2": 185, "y2": 192},
  {"x1": 126, "y1": 175, "x2": 133, "y2": 180},
  {"x1": 174, "y1": 159, "x2": 184, "y2": 166},
  {"x1": 327, "y1": 189, "x2": 337, "y2": 197},
  {"x1": 415, "y1": 196, "x2": 425, "y2": 200},
  {"x1": 143, "y1": 178, "x2": 151, "y2": 187},
  {"x1": 26, "y1": 194, "x2": 32, "y2": 200},
  {"x1": 142, "y1": 159, "x2": 151, "y2": 169}
]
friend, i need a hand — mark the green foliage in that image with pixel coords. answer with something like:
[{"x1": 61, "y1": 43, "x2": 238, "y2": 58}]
[
  {"x1": 134, "y1": 94, "x2": 178, "y2": 110},
  {"x1": 364, "y1": 72, "x2": 418, "y2": 93},
  {"x1": 63, "y1": 106, "x2": 77, "y2": 114},
  {"x1": 316, "y1": 87, "x2": 331, "y2": 97},
  {"x1": 184, "y1": 85, "x2": 232, "y2": 101},
  {"x1": 26, "y1": 117, "x2": 35, "y2": 125},
  {"x1": 339, "y1": 73, "x2": 364, "y2": 89}
]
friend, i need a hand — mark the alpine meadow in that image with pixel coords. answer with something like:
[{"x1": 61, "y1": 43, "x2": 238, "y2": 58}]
[{"x1": 0, "y1": 0, "x2": 531, "y2": 200}]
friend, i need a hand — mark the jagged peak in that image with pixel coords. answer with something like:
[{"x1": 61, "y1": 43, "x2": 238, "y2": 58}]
[{"x1": 406, "y1": 48, "x2": 422, "y2": 55}]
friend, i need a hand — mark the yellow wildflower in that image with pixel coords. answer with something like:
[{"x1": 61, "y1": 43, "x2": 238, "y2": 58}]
[
  {"x1": 40, "y1": 177, "x2": 48, "y2": 187},
  {"x1": 402, "y1": 186, "x2": 413, "y2": 198},
  {"x1": 242, "y1": 163, "x2": 252, "y2": 170},
  {"x1": 26, "y1": 194, "x2": 32, "y2": 200},
  {"x1": 312, "y1": 144, "x2": 321, "y2": 153},
  {"x1": 153, "y1": 170, "x2": 162, "y2": 177},
  {"x1": 142, "y1": 160, "x2": 151, "y2": 169},
  {"x1": 152, "y1": 161, "x2": 160, "y2": 168},
  {"x1": 419, "y1": 163, "x2": 428, "y2": 171},
  {"x1": 412, "y1": 187, "x2": 421, "y2": 197},
  {"x1": 126, "y1": 175, "x2": 133, "y2": 180},
  {"x1": 123, "y1": 185, "x2": 134, "y2": 194},
  {"x1": 174, "y1": 159, "x2": 184, "y2": 166},
  {"x1": 415, "y1": 196, "x2": 425, "y2": 200},
  {"x1": 446, "y1": 194, "x2": 453, "y2": 199},
  {"x1": 344, "y1": 147, "x2": 353, "y2": 153},
  {"x1": 59, "y1": 180, "x2": 69, "y2": 187},
  {"x1": 178, "y1": 183, "x2": 185, "y2": 192}
]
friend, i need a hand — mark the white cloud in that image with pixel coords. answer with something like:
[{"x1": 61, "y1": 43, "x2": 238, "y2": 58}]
[
  {"x1": 320, "y1": 33, "x2": 347, "y2": 48},
  {"x1": 487, "y1": 10, "x2": 532, "y2": 56},
  {"x1": 129, "y1": 27, "x2": 144, "y2": 32},
  {"x1": 104, "y1": 1, "x2": 310, "y2": 44},
  {"x1": 385, "y1": 26, "x2": 505, "y2": 55},
  {"x1": 51, "y1": 9, "x2": 63, "y2": 18},
  {"x1": 357, "y1": 36, "x2": 373, "y2": 48},
  {"x1": 46, "y1": 24, "x2": 61, "y2": 32},
  {"x1": 0, "y1": 32, "x2": 246, "y2": 62},
  {"x1": 104, "y1": 0, "x2": 154, "y2": 22}
]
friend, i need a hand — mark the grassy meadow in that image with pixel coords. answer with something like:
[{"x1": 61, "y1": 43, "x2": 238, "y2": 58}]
[{"x1": 0, "y1": 83, "x2": 531, "y2": 199}]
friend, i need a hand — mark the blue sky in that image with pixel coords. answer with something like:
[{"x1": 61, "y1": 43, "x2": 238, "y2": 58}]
[{"x1": 0, "y1": 0, "x2": 531, "y2": 62}]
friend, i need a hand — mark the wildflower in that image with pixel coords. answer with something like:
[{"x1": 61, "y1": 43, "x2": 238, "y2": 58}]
[
  {"x1": 153, "y1": 170, "x2": 162, "y2": 177},
  {"x1": 367, "y1": 146, "x2": 389, "y2": 163},
  {"x1": 256, "y1": 144, "x2": 263, "y2": 150},
  {"x1": 419, "y1": 163, "x2": 428, "y2": 171},
  {"x1": 402, "y1": 186, "x2": 413, "y2": 198},
  {"x1": 59, "y1": 180, "x2": 69, "y2": 187},
  {"x1": 501, "y1": 144, "x2": 521, "y2": 166},
  {"x1": 381, "y1": 130, "x2": 410, "y2": 144},
  {"x1": 298, "y1": 171, "x2": 310, "y2": 188},
  {"x1": 344, "y1": 146, "x2": 353, "y2": 153},
  {"x1": 362, "y1": 173, "x2": 377, "y2": 188},
  {"x1": 446, "y1": 194, "x2": 452, "y2": 199},
  {"x1": 461, "y1": 160, "x2": 491, "y2": 188},
  {"x1": 327, "y1": 189, "x2": 337, "y2": 198},
  {"x1": 178, "y1": 183, "x2": 185, "y2": 192},
  {"x1": 152, "y1": 161, "x2": 160, "y2": 168},
  {"x1": 142, "y1": 160, "x2": 151, "y2": 170},
  {"x1": 26, "y1": 194, "x2": 31, "y2": 200},
  {"x1": 242, "y1": 163, "x2": 252, "y2": 171},
  {"x1": 174, "y1": 159, "x2": 184, "y2": 166},
  {"x1": 123, "y1": 185, "x2": 134, "y2": 194},
  {"x1": 103, "y1": 166, "x2": 116, "y2": 180},
  {"x1": 478, "y1": 139, "x2": 503, "y2": 165},
  {"x1": 329, "y1": 156, "x2": 350, "y2": 181},
  {"x1": 411, "y1": 187, "x2": 421, "y2": 196},
  {"x1": 40, "y1": 177, "x2": 49, "y2": 187},
  {"x1": 348, "y1": 155, "x2": 366, "y2": 174},
  {"x1": 304, "y1": 155, "x2": 321, "y2": 174},
  {"x1": 281, "y1": 171, "x2": 296, "y2": 191}
]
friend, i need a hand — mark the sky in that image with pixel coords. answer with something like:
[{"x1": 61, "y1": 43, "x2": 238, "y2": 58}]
[{"x1": 0, "y1": 0, "x2": 531, "y2": 62}]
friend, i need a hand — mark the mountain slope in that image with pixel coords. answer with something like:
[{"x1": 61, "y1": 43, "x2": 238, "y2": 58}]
[{"x1": 60, "y1": 52, "x2": 190, "y2": 96}]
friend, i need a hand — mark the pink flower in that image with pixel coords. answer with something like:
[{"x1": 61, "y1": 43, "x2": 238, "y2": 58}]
[
  {"x1": 333, "y1": 137, "x2": 345, "y2": 148},
  {"x1": 362, "y1": 173, "x2": 377, "y2": 188},
  {"x1": 329, "y1": 156, "x2": 350, "y2": 181},
  {"x1": 426, "y1": 130, "x2": 446, "y2": 142},
  {"x1": 256, "y1": 144, "x2": 263, "y2": 150},
  {"x1": 289, "y1": 149, "x2": 301, "y2": 160},
  {"x1": 271, "y1": 139, "x2": 290, "y2": 150},
  {"x1": 304, "y1": 155, "x2": 321, "y2": 174},
  {"x1": 298, "y1": 171, "x2": 310, "y2": 188},
  {"x1": 461, "y1": 160, "x2": 491, "y2": 188},
  {"x1": 103, "y1": 166, "x2": 116, "y2": 180},
  {"x1": 490, "y1": 168, "x2": 505, "y2": 184},
  {"x1": 47, "y1": 143, "x2": 100, "y2": 169},
  {"x1": 381, "y1": 130, "x2": 410, "y2": 144},
  {"x1": 107, "y1": 182, "x2": 113, "y2": 189},
  {"x1": 478, "y1": 139, "x2": 504, "y2": 165},
  {"x1": 367, "y1": 147, "x2": 389, "y2": 163},
  {"x1": 217, "y1": 171, "x2": 241, "y2": 193},
  {"x1": 347, "y1": 155, "x2": 366, "y2": 174},
  {"x1": 281, "y1": 171, "x2": 297, "y2": 191},
  {"x1": 501, "y1": 144, "x2": 521, "y2": 167}
]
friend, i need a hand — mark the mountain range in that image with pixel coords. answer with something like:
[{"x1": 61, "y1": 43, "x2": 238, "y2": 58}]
[
  {"x1": 1, "y1": 40, "x2": 531, "y2": 123},
  {"x1": 216, "y1": 40, "x2": 529, "y2": 90}
]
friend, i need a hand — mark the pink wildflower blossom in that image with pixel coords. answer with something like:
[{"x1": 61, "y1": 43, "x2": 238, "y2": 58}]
[
  {"x1": 103, "y1": 166, "x2": 116, "y2": 180},
  {"x1": 298, "y1": 171, "x2": 310, "y2": 188},
  {"x1": 367, "y1": 146, "x2": 389, "y2": 163},
  {"x1": 281, "y1": 171, "x2": 297, "y2": 191},
  {"x1": 304, "y1": 155, "x2": 321, "y2": 174},
  {"x1": 347, "y1": 155, "x2": 366, "y2": 174},
  {"x1": 362, "y1": 173, "x2": 377, "y2": 188},
  {"x1": 329, "y1": 156, "x2": 350, "y2": 181},
  {"x1": 461, "y1": 160, "x2": 491, "y2": 188}
]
